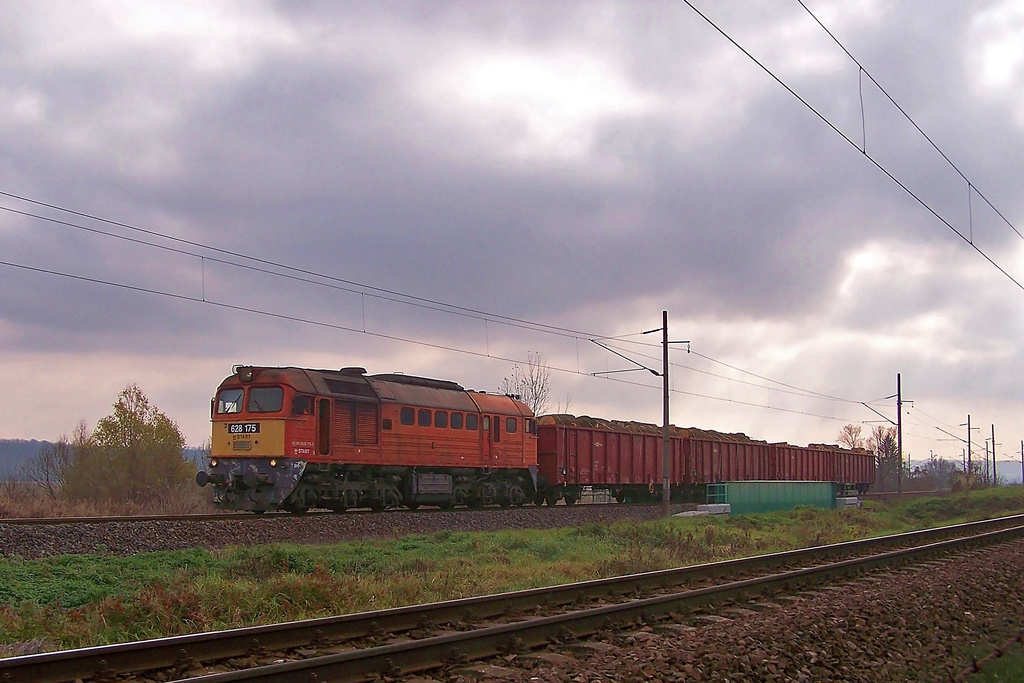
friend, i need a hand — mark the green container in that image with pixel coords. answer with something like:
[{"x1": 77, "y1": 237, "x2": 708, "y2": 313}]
[{"x1": 714, "y1": 481, "x2": 837, "y2": 514}]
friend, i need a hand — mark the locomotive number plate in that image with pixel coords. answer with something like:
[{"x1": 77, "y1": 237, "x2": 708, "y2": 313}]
[{"x1": 228, "y1": 423, "x2": 260, "y2": 434}]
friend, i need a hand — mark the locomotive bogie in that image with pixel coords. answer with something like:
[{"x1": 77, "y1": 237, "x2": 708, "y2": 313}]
[{"x1": 196, "y1": 457, "x2": 306, "y2": 512}]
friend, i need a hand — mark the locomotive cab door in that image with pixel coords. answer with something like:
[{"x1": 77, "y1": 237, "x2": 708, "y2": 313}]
[
  {"x1": 481, "y1": 415, "x2": 491, "y2": 464},
  {"x1": 317, "y1": 399, "x2": 331, "y2": 455}
]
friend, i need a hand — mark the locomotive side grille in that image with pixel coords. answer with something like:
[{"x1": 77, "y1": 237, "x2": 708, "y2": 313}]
[
  {"x1": 333, "y1": 403, "x2": 354, "y2": 445},
  {"x1": 355, "y1": 403, "x2": 378, "y2": 445},
  {"x1": 331, "y1": 400, "x2": 380, "y2": 446}
]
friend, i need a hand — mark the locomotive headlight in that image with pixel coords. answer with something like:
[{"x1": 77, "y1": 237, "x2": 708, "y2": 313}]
[
  {"x1": 210, "y1": 459, "x2": 218, "y2": 468},
  {"x1": 269, "y1": 459, "x2": 277, "y2": 467}
]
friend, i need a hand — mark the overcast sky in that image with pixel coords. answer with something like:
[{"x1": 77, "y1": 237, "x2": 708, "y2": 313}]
[{"x1": 2, "y1": 1, "x2": 1023, "y2": 474}]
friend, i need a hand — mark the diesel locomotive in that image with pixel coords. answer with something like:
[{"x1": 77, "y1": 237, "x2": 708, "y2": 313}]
[{"x1": 196, "y1": 365, "x2": 539, "y2": 513}]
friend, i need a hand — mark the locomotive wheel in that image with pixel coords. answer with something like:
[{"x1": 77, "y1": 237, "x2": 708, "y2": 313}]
[
  {"x1": 406, "y1": 502, "x2": 420, "y2": 511},
  {"x1": 544, "y1": 493, "x2": 558, "y2": 506},
  {"x1": 563, "y1": 495, "x2": 578, "y2": 506}
]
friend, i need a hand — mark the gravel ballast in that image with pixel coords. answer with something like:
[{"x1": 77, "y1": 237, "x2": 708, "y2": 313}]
[
  {"x1": 0, "y1": 504, "x2": 689, "y2": 559},
  {"x1": 478, "y1": 537, "x2": 1024, "y2": 682}
]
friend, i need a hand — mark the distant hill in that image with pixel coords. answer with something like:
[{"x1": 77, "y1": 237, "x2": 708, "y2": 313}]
[
  {"x1": 995, "y1": 460, "x2": 1023, "y2": 485},
  {"x1": 0, "y1": 440, "x2": 207, "y2": 480},
  {"x1": 0, "y1": 439, "x2": 51, "y2": 479}
]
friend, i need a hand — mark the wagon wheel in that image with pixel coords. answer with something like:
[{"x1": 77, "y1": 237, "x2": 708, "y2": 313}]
[{"x1": 507, "y1": 485, "x2": 526, "y2": 507}]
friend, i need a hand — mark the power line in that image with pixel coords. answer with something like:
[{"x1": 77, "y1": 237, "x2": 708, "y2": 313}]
[
  {"x1": 0, "y1": 190, "x2": 605, "y2": 341},
  {"x1": 1, "y1": 191, "x2": 900, "y2": 413},
  {"x1": 599, "y1": 340, "x2": 877, "y2": 406},
  {"x1": 679, "y1": 0, "x2": 1024, "y2": 293},
  {"x1": 796, "y1": 0, "x2": 1024, "y2": 244},
  {"x1": 0, "y1": 255, "x2": 871, "y2": 426}
]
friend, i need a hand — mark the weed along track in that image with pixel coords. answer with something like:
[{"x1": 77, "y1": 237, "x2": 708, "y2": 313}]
[
  {"x1": 0, "y1": 504, "x2": 693, "y2": 559},
  {"x1": 3, "y1": 516, "x2": 1023, "y2": 683}
]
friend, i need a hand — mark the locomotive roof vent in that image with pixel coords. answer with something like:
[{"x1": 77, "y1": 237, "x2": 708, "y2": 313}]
[{"x1": 340, "y1": 366, "x2": 367, "y2": 375}]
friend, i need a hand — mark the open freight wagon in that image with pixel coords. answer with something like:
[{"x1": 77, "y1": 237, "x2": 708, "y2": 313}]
[{"x1": 535, "y1": 415, "x2": 875, "y2": 505}]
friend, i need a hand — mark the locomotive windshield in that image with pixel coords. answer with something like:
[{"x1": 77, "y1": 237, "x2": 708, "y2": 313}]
[
  {"x1": 247, "y1": 386, "x2": 284, "y2": 413},
  {"x1": 216, "y1": 388, "x2": 244, "y2": 414}
]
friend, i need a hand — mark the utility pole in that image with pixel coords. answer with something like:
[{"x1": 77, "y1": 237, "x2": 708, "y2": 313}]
[
  {"x1": 1020, "y1": 440, "x2": 1023, "y2": 487},
  {"x1": 984, "y1": 440, "x2": 991, "y2": 485},
  {"x1": 961, "y1": 415, "x2": 975, "y2": 473},
  {"x1": 641, "y1": 311, "x2": 688, "y2": 517},
  {"x1": 661, "y1": 310, "x2": 670, "y2": 515},
  {"x1": 896, "y1": 374, "x2": 903, "y2": 494},
  {"x1": 991, "y1": 424, "x2": 997, "y2": 486}
]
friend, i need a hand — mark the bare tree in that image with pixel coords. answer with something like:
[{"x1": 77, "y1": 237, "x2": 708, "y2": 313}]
[
  {"x1": 868, "y1": 425, "x2": 900, "y2": 491},
  {"x1": 20, "y1": 432, "x2": 79, "y2": 499},
  {"x1": 499, "y1": 352, "x2": 551, "y2": 415},
  {"x1": 836, "y1": 424, "x2": 865, "y2": 450}
]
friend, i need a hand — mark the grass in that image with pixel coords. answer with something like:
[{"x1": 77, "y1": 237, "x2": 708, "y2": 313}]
[{"x1": 1, "y1": 486, "x2": 1023, "y2": 655}]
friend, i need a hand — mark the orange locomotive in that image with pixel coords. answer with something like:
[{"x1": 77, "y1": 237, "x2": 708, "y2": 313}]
[{"x1": 196, "y1": 366, "x2": 538, "y2": 513}]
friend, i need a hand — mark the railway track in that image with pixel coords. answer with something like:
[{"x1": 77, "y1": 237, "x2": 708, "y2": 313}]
[{"x1": 3, "y1": 513, "x2": 1023, "y2": 683}]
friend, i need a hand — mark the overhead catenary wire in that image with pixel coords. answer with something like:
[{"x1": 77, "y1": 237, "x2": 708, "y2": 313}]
[
  {"x1": 679, "y1": 0, "x2": 1024, "y2": 293},
  {"x1": 0, "y1": 191, "x2": 890, "y2": 417},
  {"x1": 796, "y1": 0, "x2": 1024, "y2": 244},
  {"x1": 0, "y1": 255, "x2": 872, "y2": 427},
  {"x1": 0, "y1": 191, "x2": 602, "y2": 341}
]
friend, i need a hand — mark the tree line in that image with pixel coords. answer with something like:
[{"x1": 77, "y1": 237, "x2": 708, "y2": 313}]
[
  {"x1": 837, "y1": 423, "x2": 967, "y2": 492},
  {"x1": 21, "y1": 385, "x2": 200, "y2": 508}
]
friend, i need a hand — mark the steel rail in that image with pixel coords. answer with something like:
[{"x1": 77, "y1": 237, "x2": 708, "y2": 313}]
[
  {"x1": 178, "y1": 523, "x2": 1024, "y2": 682},
  {"x1": 0, "y1": 511, "x2": 330, "y2": 525},
  {"x1": 1, "y1": 514, "x2": 1022, "y2": 683}
]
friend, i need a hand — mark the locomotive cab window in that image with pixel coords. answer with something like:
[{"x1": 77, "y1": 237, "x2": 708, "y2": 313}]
[
  {"x1": 400, "y1": 407, "x2": 414, "y2": 425},
  {"x1": 292, "y1": 395, "x2": 313, "y2": 416},
  {"x1": 506, "y1": 417, "x2": 517, "y2": 433},
  {"x1": 216, "y1": 388, "x2": 244, "y2": 414},
  {"x1": 466, "y1": 414, "x2": 478, "y2": 430},
  {"x1": 248, "y1": 387, "x2": 283, "y2": 413}
]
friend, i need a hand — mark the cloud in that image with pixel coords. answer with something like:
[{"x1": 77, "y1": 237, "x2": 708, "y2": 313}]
[{"x1": 0, "y1": 1, "x2": 1022, "y2": 464}]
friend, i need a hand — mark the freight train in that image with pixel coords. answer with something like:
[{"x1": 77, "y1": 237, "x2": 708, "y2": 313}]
[{"x1": 196, "y1": 365, "x2": 875, "y2": 513}]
